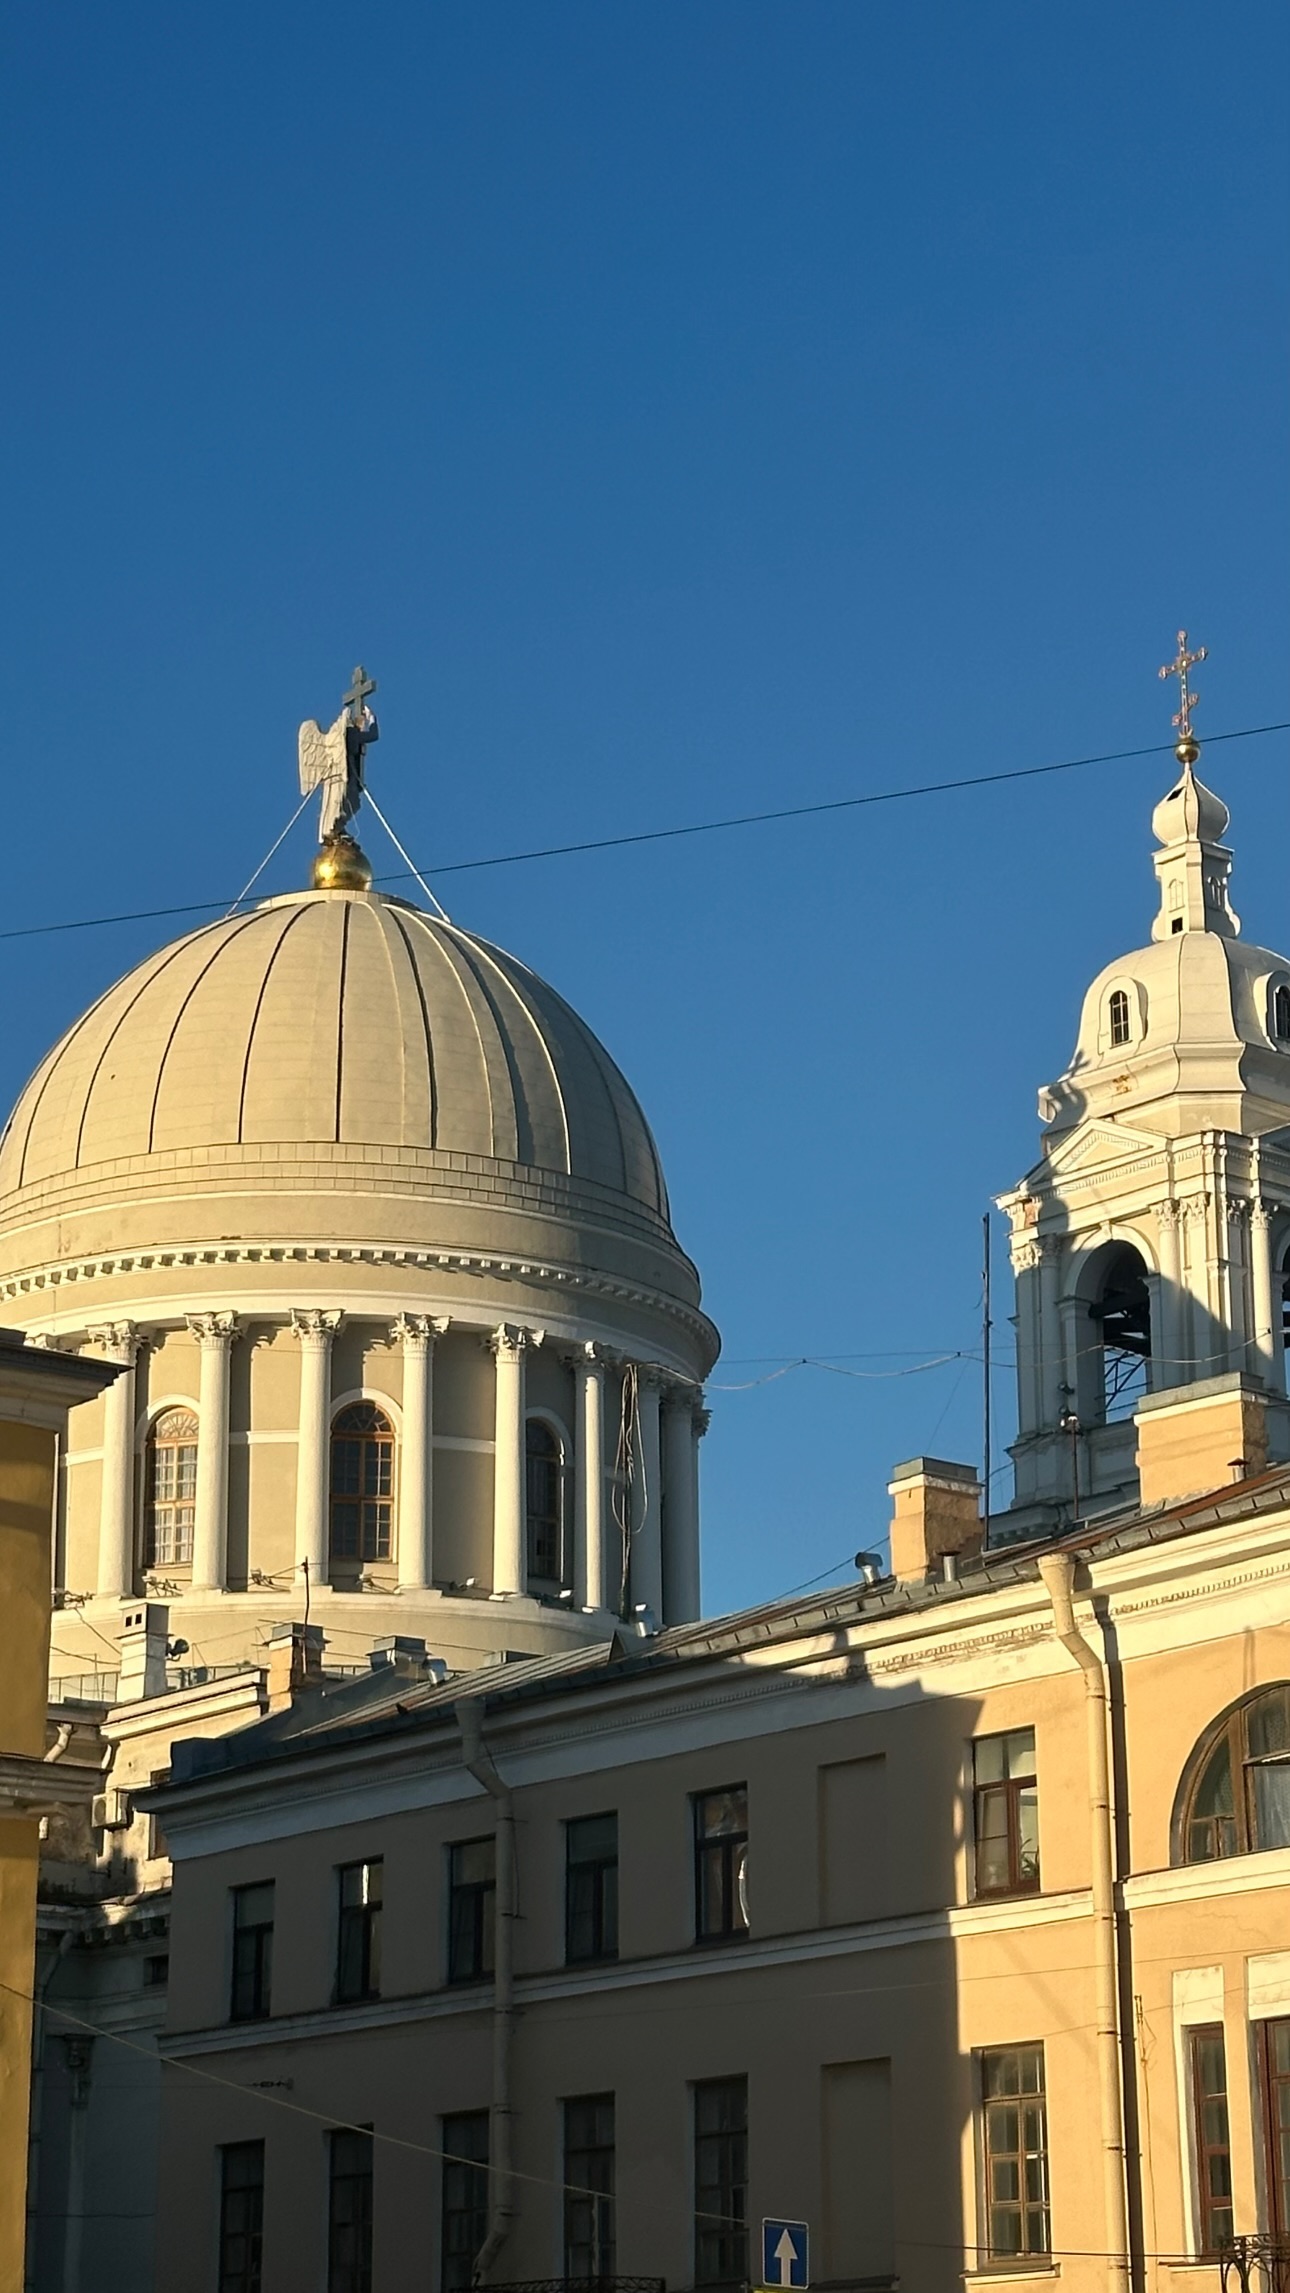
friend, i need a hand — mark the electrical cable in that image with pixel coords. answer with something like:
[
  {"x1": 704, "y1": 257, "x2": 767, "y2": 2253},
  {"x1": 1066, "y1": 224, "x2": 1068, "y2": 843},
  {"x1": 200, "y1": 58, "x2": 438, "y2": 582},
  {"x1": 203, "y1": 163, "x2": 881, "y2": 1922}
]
[
  {"x1": 0, "y1": 1964, "x2": 1250, "y2": 2262},
  {"x1": 3, "y1": 717, "x2": 1286, "y2": 946}
]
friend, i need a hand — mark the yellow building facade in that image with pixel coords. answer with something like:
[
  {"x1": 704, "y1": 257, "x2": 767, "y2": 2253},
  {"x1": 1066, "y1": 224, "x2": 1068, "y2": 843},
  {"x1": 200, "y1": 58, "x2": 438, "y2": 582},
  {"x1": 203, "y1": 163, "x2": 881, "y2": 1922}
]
[{"x1": 0, "y1": 1335, "x2": 115, "y2": 2293}]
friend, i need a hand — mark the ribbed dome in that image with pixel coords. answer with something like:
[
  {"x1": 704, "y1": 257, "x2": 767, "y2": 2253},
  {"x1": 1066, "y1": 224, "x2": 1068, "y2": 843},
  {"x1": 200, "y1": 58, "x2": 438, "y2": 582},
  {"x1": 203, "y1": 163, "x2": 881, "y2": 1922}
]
[{"x1": 0, "y1": 890, "x2": 667, "y2": 1215}]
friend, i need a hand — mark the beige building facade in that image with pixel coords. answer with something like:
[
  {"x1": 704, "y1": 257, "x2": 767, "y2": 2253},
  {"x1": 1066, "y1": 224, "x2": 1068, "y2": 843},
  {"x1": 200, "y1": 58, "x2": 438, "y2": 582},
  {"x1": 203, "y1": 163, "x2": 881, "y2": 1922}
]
[{"x1": 145, "y1": 1413, "x2": 1290, "y2": 2293}]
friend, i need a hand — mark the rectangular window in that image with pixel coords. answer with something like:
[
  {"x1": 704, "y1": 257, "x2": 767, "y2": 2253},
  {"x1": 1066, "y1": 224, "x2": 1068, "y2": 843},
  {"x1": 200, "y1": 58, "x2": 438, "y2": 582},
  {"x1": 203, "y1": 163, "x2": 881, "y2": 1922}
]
[
  {"x1": 973, "y1": 1729, "x2": 1040, "y2": 1896},
  {"x1": 693, "y1": 2075, "x2": 748, "y2": 2288},
  {"x1": 1189, "y1": 2025, "x2": 1234, "y2": 2255},
  {"x1": 442, "y1": 2111, "x2": 490, "y2": 2293},
  {"x1": 218, "y1": 2140, "x2": 264, "y2": 2293},
  {"x1": 1261, "y1": 2017, "x2": 1290, "y2": 2235},
  {"x1": 229, "y1": 1882, "x2": 274, "y2": 2022},
  {"x1": 336, "y1": 1861, "x2": 382, "y2": 2004},
  {"x1": 693, "y1": 1787, "x2": 749, "y2": 1941},
  {"x1": 564, "y1": 2093, "x2": 616, "y2": 2280},
  {"x1": 327, "y1": 2127, "x2": 373, "y2": 2293},
  {"x1": 448, "y1": 1838, "x2": 495, "y2": 1984},
  {"x1": 979, "y1": 2044, "x2": 1050, "y2": 2262},
  {"x1": 566, "y1": 1813, "x2": 619, "y2": 1964}
]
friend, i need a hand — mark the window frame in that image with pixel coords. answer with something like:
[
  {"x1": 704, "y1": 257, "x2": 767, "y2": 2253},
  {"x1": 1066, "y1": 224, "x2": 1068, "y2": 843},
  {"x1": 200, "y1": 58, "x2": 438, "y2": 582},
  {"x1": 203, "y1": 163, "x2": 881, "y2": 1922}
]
[
  {"x1": 524, "y1": 1412, "x2": 570, "y2": 1589},
  {"x1": 1271, "y1": 981, "x2": 1290, "y2": 1044},
  {"x1": 335, "y1": 1859, "x2": 383, "y2": 2004},
  {"x1": 441, "y1": 2109, "x2": 490, "y2": 2293},
  {"x1": 563, "y1": 2091, "x2": 616, "y2": 2281},
  {"x1": 143, "y1": 1406, "x2": 199, "y2": 1569},
  {"x1": 229, "y1": 1881, "x2": 275, "y2": 2023},
  {"x1": 1188, "y1": 2024, "x2": 1234, "y2": 2257},
  {"x1": 217, "y1": 2139, "x2": 265, "y2": 2293},
  {"x1": 1174, "y1": 1684, "x2": 1290, "y2": 1864},
  {"x1": 327, "y1": 2125, "x2": 374, "y2": 2293},
  {"x1": 692, "y1": 2074, "x2": 749, "y2": 2290},
  {"x1": 329, "y1": 1402, "x2": 396, "y2": 1568},
  {"x1": 1258, "y1": 2017, "x2": 1290, "y2": 2236},
  {"x1": 977, "y1": 2043, "x2": 1051, "y2": 2265},
  {"x1": 692, "y1": 1785, "x2": 750, "y2": 1944},
  {"x1": 447, "y1": 1836, "x2": 496, "y2": 1985},
  {"x1": 565, "y1": 1812, "x2": 619, "y2": 1965},
  {"x1": 972, "y1": 1729, "x2": 1041, "y2": 1899},
  {"x1": 1108, "y1": 988, "x2": 1132, "y2": 1049}
]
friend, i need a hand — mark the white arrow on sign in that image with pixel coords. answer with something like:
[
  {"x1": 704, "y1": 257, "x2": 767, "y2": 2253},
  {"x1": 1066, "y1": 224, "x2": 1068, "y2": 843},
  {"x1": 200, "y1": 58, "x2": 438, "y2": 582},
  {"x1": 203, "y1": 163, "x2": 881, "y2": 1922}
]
[{"x1": 772, "y1": 2231, "x2": 798, "y2": 2285}]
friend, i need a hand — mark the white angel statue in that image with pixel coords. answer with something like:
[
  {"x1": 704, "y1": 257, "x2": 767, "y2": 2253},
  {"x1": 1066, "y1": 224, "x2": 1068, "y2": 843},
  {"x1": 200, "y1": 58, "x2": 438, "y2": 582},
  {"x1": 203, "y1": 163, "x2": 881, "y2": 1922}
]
[{"x1": 298, "y1": 668, "x2": 379, "y2": 842}]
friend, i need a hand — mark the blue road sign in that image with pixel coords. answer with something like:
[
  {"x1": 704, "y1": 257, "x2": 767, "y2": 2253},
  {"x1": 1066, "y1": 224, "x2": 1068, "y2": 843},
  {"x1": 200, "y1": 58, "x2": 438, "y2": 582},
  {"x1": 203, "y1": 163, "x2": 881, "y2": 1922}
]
[{"x1": 761, "y1": 2219, "x2": 809, "y2": 2290}]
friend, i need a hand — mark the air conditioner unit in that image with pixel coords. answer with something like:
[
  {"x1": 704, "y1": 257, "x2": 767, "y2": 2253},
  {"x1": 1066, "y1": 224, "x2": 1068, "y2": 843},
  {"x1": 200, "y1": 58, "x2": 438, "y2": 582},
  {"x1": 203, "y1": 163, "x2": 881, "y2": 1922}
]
[{"x1": 92, "y1": 1788, "x2": 130, "y2": 1831}]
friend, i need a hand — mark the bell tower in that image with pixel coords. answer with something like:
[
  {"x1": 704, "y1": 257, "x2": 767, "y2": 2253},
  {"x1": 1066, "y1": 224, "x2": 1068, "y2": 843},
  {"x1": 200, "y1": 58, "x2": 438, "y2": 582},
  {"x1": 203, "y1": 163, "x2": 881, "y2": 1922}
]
[{"x1": 995, "y1": 640, "x2": 1290, "y2": 1538}]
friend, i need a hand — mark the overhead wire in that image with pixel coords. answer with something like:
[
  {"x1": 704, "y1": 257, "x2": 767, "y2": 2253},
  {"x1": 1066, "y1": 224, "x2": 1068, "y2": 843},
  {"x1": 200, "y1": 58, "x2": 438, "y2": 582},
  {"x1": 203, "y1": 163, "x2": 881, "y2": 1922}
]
[
  {"x1": 1, "y1": 716, "x2": 1286, "y2": 946},
  {"x1": 0, "y1": 1960, "x2": 1245, "y2": 2263}
]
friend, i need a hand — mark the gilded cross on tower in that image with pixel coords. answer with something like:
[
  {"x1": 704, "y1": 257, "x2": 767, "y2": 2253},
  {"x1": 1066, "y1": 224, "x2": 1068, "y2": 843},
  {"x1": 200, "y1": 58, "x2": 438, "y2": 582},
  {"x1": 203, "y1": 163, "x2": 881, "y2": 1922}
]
[{"x1": 1158, "y1": 629, "x2": 1207, "y2": 763}]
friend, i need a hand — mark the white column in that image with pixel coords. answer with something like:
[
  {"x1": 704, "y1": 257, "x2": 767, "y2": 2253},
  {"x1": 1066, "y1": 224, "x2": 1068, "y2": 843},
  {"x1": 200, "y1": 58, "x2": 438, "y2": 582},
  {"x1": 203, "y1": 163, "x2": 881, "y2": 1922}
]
[
  {"x1": 292, "y1": 1311, "x2": 341, "y2": 1589},
  {"x1": 1251, "y1": 1203, "x2": 1276, "y2": 1390},
  {"x1": 1155, "y1": 1202, "x2": 1183, "y2": 1389},
  {"x1": 187, "y1": 1312, "x2": 239, "y2": 1592},
  {"x1": 89, "y1": 1323, "x2": 140, "y2": 1600},
  {"x1": 490, "y1": 1326, "x2": 531, "y2": 1598},
  {"x1": 1010, "y1": 1239, "x2": 1042, "y2": 1436},
  {"x1": 630, "y1": 1368, "x2": 664, "y2": 1621},
  {"x1": 393, "y1": 1315, "x2": 447, "y2": 1590},
  {"x1": 662, "y1": 1387, "x2": 702, "y2": 1624},
  {"x1": 574, "y1": 1344, "x2": 606, "y2": 1610},
  {"x1": 1037, "y1": 1236, "x2": 1064, "y2": 1427}
]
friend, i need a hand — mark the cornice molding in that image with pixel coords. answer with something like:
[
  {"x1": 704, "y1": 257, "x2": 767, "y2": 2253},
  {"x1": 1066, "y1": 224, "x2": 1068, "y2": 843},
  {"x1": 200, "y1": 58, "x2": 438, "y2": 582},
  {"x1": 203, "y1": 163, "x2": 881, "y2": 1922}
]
[{"x1": 1, "y1": 1239, "x2": 716, "y2": 1350}]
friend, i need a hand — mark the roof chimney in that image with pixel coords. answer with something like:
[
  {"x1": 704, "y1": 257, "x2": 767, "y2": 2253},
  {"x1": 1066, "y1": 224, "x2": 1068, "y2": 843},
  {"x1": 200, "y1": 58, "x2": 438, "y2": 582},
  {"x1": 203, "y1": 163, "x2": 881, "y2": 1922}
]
[
  {"x1": 266, "y1": 1621, "x2": 326, "y2": 1710},
  {"x1": 1135, "y1": 1372, "x2": 1290, "y2": 1509},
  {"x1": 368, "y1": 1635, "x2": 445, "y2": 1681},
  {"x1": 887, "y1": 1457, "x2": 983, "y2": 1584},
  {"x1": 117, "y1": 1603, "x2": 169, "y2": 1701}
]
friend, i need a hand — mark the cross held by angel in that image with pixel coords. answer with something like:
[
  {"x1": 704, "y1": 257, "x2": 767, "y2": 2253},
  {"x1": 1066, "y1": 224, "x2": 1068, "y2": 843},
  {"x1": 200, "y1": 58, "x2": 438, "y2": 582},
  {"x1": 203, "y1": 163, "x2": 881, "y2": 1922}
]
[{"x1": 299, "y1": 666, "x2": 380, "y2": 843}]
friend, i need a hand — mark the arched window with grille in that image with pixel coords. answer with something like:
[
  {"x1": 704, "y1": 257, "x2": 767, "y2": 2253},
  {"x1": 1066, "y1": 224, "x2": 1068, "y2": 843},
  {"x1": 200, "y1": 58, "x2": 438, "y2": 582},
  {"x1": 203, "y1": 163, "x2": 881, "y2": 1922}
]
[
  {"x1": 1175, "y1": 1684, "x2": 1290, "y2": 1862},
  {"x1": 1108, "y1": 988, "x2": 1131, "y2": 1048},
  {"x1": 329, "y1": 1403, "x2": 395, "y2": 1564},
  {"x1": 525, "y1": 1417, "x2": 568, "y2": 1588},
  {"x1": 1273, "y1": 982, "x2": 1290, "y2": 1042},
  {"x1": 144, "y1": 1408, "x2": 198, "y2": 1568}
]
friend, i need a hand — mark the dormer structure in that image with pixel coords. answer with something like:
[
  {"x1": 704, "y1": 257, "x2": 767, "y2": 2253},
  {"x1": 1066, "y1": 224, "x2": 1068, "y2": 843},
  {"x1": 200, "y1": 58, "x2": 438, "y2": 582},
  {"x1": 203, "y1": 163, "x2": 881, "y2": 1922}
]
[{"x1": 997, "y1": 678, "x2": 1290, "y2": 1538}]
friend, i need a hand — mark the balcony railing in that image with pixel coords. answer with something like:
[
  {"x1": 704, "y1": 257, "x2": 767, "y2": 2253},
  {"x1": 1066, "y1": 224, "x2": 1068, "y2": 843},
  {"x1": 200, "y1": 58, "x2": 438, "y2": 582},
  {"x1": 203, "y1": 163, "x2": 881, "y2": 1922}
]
[{"x1": 1220, "y1": 2237, "x2": 1290, "y2": 2293}]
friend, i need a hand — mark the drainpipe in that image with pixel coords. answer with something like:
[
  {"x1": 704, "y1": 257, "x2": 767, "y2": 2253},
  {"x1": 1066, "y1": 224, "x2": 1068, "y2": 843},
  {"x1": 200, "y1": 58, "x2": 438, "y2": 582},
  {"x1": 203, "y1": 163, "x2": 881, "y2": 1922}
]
[
  {"x1": 457, "y1": 1698, "x2": 517, "y2": 2284},
  {"x1": 1038, "y1": 1552, "x2": 1130, "y2": 2293}
]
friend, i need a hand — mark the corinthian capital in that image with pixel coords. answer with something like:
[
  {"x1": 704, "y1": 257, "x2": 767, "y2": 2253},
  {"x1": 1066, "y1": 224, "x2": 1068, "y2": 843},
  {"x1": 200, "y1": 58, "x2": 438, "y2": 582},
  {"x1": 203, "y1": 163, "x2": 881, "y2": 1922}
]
[
  {"x1": 487, "y1": 1323, "x2": 543, "y2": 1358},
  {"x1": 87, "y1": 1321, "x2": 142, "y2": 1365},
  {"x1": 187, "y1": 1311, "x2": 241, "y2": 1348},
  {"x1": 391, "y1": 1313, "x2": 450, "y2": 1351},
  {"x1": 291, "y1": 1309, "x2": 343, "y2": 1347}
]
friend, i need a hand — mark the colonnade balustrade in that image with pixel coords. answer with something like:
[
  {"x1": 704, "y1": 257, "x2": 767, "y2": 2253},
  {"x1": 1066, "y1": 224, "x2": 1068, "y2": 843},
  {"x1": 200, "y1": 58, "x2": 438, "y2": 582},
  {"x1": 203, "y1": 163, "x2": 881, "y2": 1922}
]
[{"x1": 79, "y1": 1312, "x2": 705, "y2": 1621}]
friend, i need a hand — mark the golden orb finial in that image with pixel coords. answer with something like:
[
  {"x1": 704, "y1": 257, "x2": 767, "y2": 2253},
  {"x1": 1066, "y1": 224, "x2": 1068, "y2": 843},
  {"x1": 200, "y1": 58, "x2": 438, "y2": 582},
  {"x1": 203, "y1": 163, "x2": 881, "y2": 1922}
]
[{"x1": 312, "y1": 833, "x2": 373, "y2": 892}]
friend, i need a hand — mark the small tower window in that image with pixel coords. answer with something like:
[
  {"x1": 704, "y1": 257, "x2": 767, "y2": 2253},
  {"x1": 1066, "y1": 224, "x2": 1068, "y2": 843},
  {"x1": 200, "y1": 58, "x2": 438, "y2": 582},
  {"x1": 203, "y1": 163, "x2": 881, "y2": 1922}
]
[
  {"x1": 1273, "y1": 983, "x2": 1290, "y2": 1042},
  {"x1": 330, "y1": 1403, "x2": 394, "y2": 1562},
  {"x1": 525, "y1": 1418, "x2": 567, "y2": 1586},
  {"x1": 1108, "y1": 989, "x2": 1131, "y2": 1048},
  {"x1": 144, "y1": 1409, "x2": 198, "y2": 1567}
]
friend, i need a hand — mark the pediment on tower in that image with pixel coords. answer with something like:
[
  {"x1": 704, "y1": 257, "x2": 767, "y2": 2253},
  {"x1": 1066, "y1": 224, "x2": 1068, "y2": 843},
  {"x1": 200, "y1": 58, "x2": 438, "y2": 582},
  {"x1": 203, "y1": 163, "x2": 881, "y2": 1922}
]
[{"x1": 1042, "y1": 1115, "x2": 1163, "y2": 1180}]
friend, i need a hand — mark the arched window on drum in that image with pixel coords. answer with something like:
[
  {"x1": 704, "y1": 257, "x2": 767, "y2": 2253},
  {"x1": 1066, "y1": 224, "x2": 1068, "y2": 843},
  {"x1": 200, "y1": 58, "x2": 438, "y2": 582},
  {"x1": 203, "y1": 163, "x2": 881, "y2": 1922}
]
[
  {"x1": 330, "y1": 1403, "x2": 395, "y2": 1565},
  {"x1": 525, "y1": 1417, "x2": 569, "y2": 1590},
  {"x1": 144, "y1": 1409, "x2": 198, "y2": 1568}
]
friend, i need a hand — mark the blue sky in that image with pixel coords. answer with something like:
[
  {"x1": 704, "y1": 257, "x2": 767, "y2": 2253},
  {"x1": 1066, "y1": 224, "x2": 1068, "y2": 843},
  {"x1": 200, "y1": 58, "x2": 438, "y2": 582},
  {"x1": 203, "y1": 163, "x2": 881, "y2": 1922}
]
[{"x1": 2, "y1": 3, "x2": 1286, "y2": 1614}]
